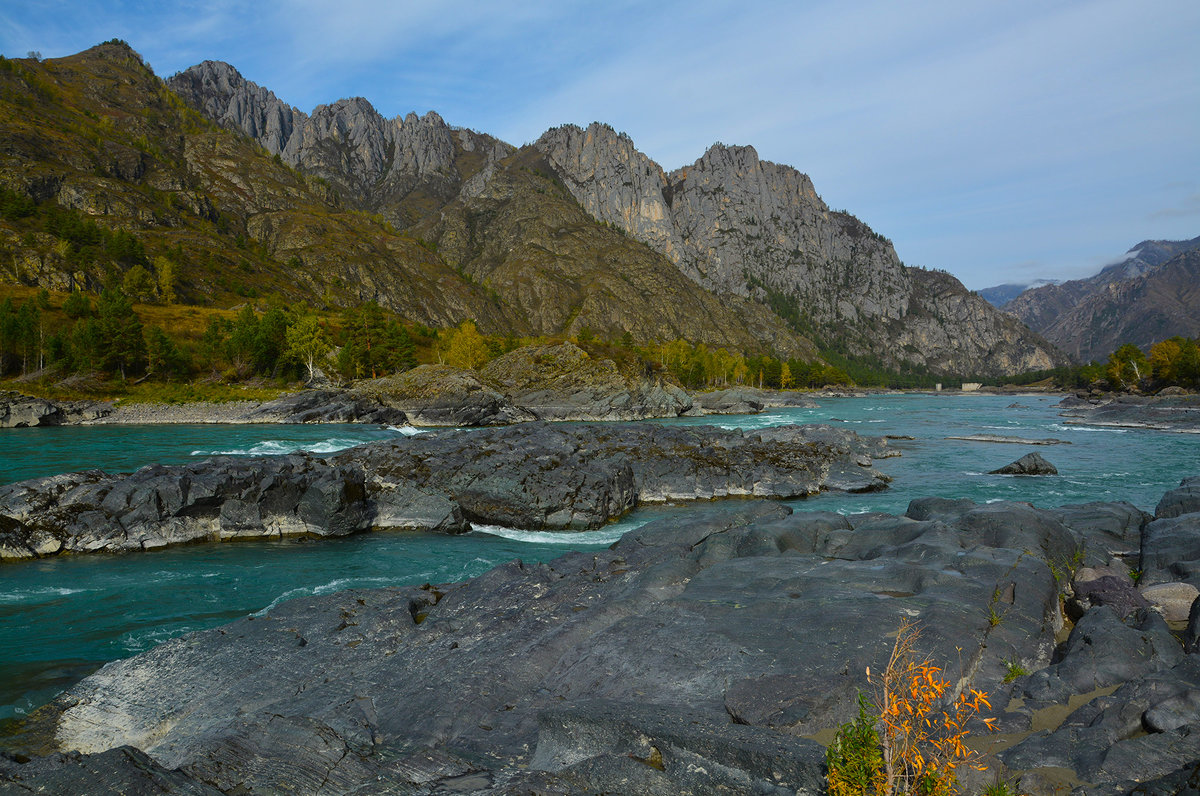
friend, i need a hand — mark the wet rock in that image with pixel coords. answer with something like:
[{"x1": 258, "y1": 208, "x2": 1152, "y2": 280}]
[
  {"x1": 946, "y1": 434, "x2": 1069, "y2": 445},
  {"x1": 1139, "y1": 513, "x2": 1200, "y2": 586},
  {"x1": 0, "y1": 422, "x2": 891, "y2": 559},
  {"x1": 989, "y1": 452, "x2": 1059, "y2": 475},
  {"x1": 1156, "y1": 475, "x2": 1200, "y2": 519}
]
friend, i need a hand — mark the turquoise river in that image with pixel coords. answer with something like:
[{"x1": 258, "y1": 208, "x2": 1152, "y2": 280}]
[{"x1": 1, "y1": 393, "x2": 1197, "y2": 727}]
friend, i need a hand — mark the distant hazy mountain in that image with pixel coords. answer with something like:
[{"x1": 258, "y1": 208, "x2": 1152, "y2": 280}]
[
  {"x1": 977, "y1": 280, "x2": 1059, "y2": 308},
  {"x1": 1003, "y1": 237, "x2": 1200, "y2": 361}
]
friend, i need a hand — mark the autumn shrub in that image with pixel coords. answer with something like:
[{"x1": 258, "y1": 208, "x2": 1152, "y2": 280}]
[{"x1": 827, "y1": 620, "x2": 996, "y2": 796}]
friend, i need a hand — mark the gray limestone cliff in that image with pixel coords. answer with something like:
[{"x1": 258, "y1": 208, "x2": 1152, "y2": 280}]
[
  {"x1": 535, "y1": 123, "x2": 1065, "y2": 377},
  {"x1": 166, "y1": 63, "x2": 1064, "y2": 377},
  {"x1": 166, "y1": 62, "x2": 512, "y2": 227}
]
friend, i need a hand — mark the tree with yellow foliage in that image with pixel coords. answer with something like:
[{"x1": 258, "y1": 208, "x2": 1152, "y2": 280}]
[{"x1": 442, "y1": 320, "x2": 490, "y2": 370}]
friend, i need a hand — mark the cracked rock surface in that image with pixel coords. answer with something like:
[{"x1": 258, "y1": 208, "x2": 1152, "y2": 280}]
[{"x1": 5, "y1": 477, "x2": 1200, "y2": 794}]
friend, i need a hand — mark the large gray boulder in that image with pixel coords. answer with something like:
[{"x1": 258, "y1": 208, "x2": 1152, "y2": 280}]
[
  {"x1": 1156, "y1": 475, "x2": 1200, "y2": 519},
  {"x1": 479, "y1": 342, "x2": 693, "y2": 421},
  {"x1": 0, "y1": 391, "x2": 110, "y2": 427},
  {"x1": 352, "y1": 364, "x2": 536, "y2": 426},
  {"x1": 9, "y1": 481, "x2": 1200, "y2": 793},
  {"x1": 694, "y1": 386, "x2": 818, "y2": 415}
]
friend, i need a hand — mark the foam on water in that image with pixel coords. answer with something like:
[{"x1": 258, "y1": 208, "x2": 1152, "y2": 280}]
[
  {"x1": 1050, "y1": 423, "x2": 1128, "y2": 433},
  {"x1": 0, "y1": 586, "x2": 88, "y2": 604},
  {"x1": 191, "y1": 437, "x2": 368, "y2": 456},
  {"x1": 471, "y1": 523, "x2": 637, "y2": 546},
  {"x1": 387, "y1": 425, "x2": 429, "y2": 436},
  {"x1": 252, "y1": 576, "x2": 399, "y2": 617}
]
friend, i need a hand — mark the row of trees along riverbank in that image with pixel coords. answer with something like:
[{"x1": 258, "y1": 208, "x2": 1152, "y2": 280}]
[
  {"x1": 0, "y1": 286, "x2": 431, "y2": 387},
  {"x1": 0, "y1": 285, "x2": 860, "y2": 397},
  {"x1": 998, "y1": 337, "x2": 1200, "y2": 393}
]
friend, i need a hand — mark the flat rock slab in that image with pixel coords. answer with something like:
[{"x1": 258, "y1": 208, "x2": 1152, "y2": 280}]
[
  {"x1": 1058, "y1": 394, "x2": 1200, "y2": 433},
  {"x1": 0, "y1": 391, "x2": 110, "y2": 427},
  {"x1": 0, "y1": 422, "x2": 893, "y2": 560},
  {"x1": 7, "y1": 484, "x2": 1200, "y2": 795}
]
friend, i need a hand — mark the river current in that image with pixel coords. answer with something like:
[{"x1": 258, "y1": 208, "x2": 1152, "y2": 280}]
[{"x1": 2, "y1": 393, "x2": 1197, "y2": 725}]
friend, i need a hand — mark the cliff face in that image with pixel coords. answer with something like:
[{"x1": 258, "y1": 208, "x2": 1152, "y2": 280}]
[
  {"x1": 2, "y1": 44, "x2": 1067, "y2": 375},
  {"x1": 411, "y1": 148, "x2": 817, "y2": 357},
  {"x1": 1005, "y1": 237, "x2": 1200, "y2": 361},
  {"x1": 534, "y1": 123, "x2": 1064, "y2": 376},
  {"x1": 166, "y1": 61, "x2": 513, "y2": 227}
]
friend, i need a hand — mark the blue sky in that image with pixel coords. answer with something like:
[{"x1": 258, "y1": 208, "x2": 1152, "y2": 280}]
[{"x1": 2, "y1": 1, "x2": 1197, "y2": 289}]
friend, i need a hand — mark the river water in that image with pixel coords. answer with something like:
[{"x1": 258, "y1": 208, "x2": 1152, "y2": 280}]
[{"x1": 1, "y1": 394, "x2": 1197, "y2": 725}]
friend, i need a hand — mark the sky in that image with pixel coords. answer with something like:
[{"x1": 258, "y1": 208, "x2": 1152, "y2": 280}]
[{"x1": 1, "y1": 0, "x2": 1198, "y2": 289}]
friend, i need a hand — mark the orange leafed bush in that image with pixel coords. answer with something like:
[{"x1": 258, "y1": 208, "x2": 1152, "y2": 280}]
[{"x1": 828, "y1": 620, "x2": 997, "y2": 796}]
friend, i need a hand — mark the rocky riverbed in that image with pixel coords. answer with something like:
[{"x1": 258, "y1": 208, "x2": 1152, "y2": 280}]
[
  {"x1": 1058, "y1": 393, "x2": 1200, "y2": 433},
  {"x1": 0, "y1": 343, "x2": 870, "y2": 429},
  {"x1": 0, "y1": 422, "x2": 894, "y2": 560},
  {"x1": 3, "y1": 478, "x2": 1200, "y2": 795}
]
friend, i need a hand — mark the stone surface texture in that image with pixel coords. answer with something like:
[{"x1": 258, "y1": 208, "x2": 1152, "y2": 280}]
[
  {"x1": 0, "y1": 422, "x2": 893, "y2": 560},
  {"x1": 6, "y1": 480, "x2": 1200, "y2": 795}
]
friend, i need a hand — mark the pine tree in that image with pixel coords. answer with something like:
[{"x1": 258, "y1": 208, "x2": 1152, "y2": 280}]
[{"x1": 96, "y1": 288, "x2": 145, "y2": 379}]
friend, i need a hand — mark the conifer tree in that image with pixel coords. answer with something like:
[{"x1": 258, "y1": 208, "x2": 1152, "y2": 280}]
[{"x1": 96, "y1": 287, "x2": 145, "y2": 379}]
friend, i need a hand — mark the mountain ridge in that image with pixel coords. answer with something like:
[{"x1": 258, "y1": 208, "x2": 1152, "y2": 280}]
[
  {"x1": 0, "y1": 42, "x2": 1064, "y2": 378},
  {"x1": 1003, "y1": 236, "x2": 1200, "y2": 361},
  {"x1": 535, "y1": 121, "x2": 1064, "y2": 376}
]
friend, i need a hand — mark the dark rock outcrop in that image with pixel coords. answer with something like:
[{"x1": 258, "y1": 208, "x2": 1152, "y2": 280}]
[
  {"x1": 246, "y1": 389, "x2": 410, "y2": 425},
  {"x1": 0, "y1": 422, "x2": 893, "y2": 560},
  {"x1": 347, "y1": 365, "x2": 536, "y2": 427},
  {"x1": 694, "y1": 386, "x2": 818, "y2": 415},
  {"x1": 0, "y1": 392, "x2": 110, "y2": 427},
  {"x1": 989, "y1": 452, "x2": 1059, "y2": 475},
  {"x1": 1156, "y1": 475, "x2": 1200, "y2": 519},
  {"x1": 9, "y1": 483, "x2": 1200, "y2": 794},
  {"x1": 478, "y1": 342, "x2": 694, "y2": 421},
  {"x1": 1058, "y1": 394, "x2": 1200, "y2": 433}
]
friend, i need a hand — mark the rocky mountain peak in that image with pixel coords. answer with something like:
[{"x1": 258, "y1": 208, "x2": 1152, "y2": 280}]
[
  {"x1": 168, "y1": 61, "x2": 301, "y2": 156},
  {"x1": 1004, "y1": 237, "x2": 1200, "y2": 361},
  {"x1": 286, "y1": 96, "x2": 394, "y2": 189},
  {"x1": 535, "y1": 125, "x2": 1064, "y2": 376},
  {"x1": 166, "y1": 64, "x2": 509, "y2": 221}
]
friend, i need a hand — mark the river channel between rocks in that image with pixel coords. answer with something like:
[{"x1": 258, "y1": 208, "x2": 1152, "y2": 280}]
[{"x1": 1, "y1": 393, "x2": 1198, "y2": 794}]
